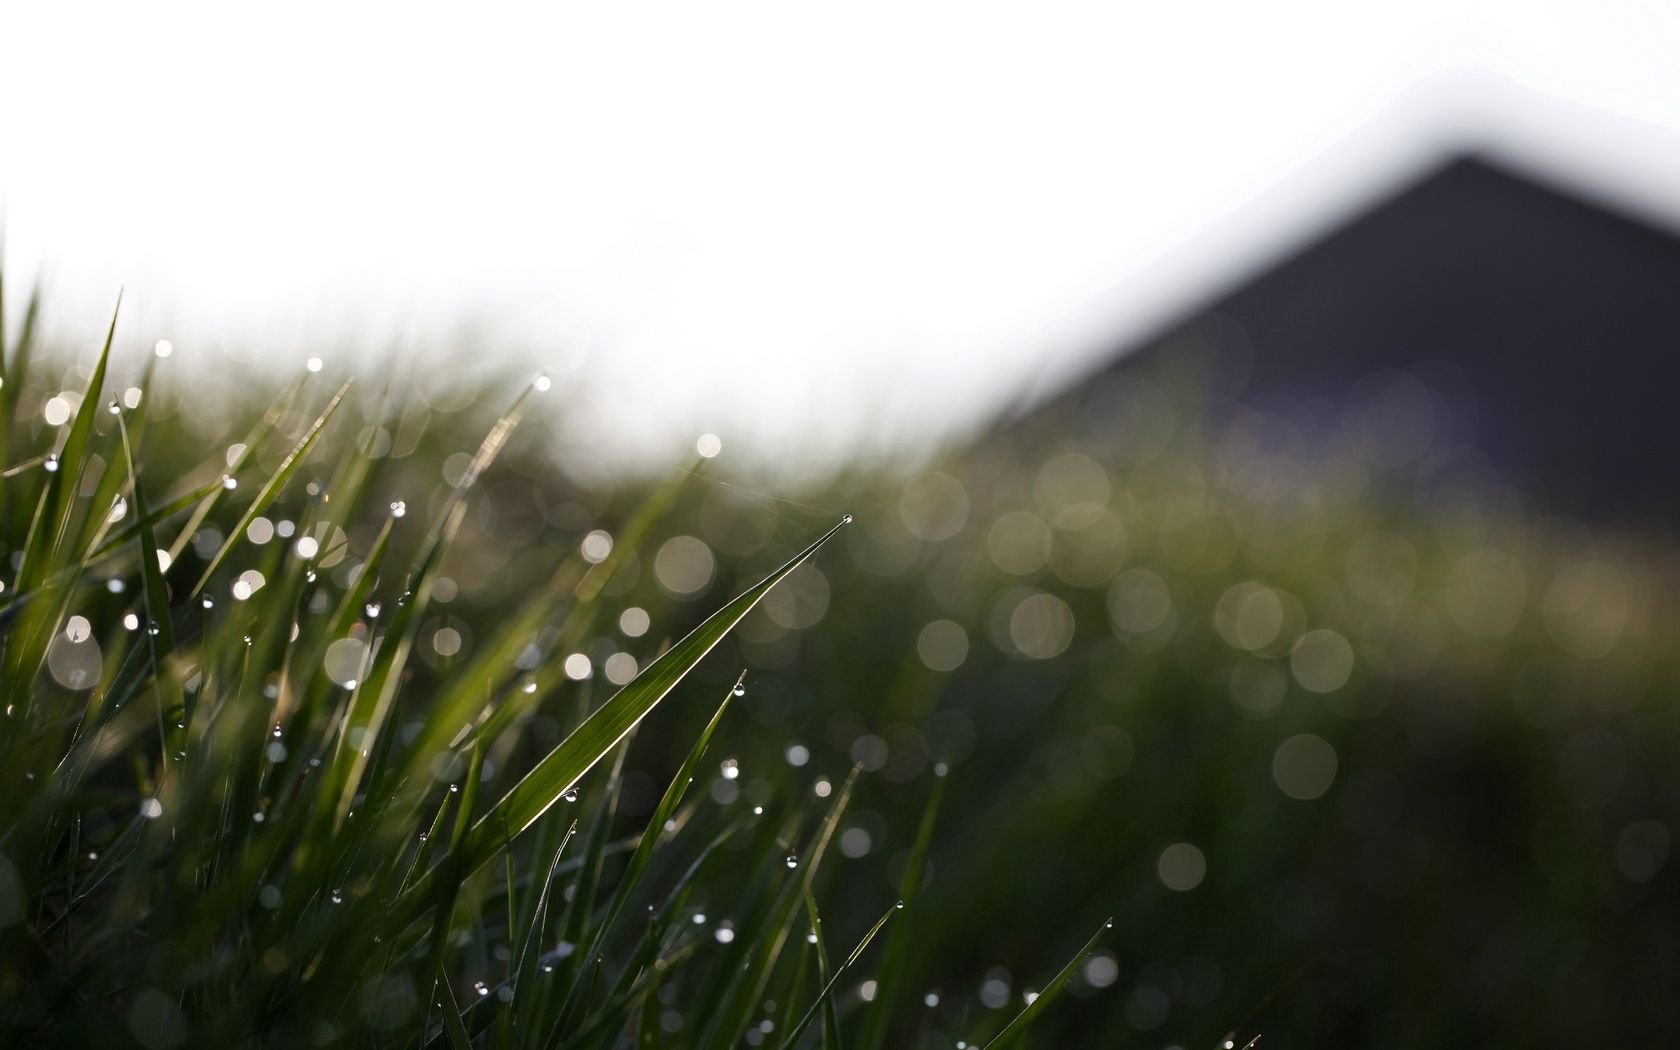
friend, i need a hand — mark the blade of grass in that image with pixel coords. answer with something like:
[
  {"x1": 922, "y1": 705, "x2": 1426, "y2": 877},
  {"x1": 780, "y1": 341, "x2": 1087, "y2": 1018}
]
[
  {"x1": 779, "y1": 896, "x2": 899, "y2": 1050},
  {"x1": 856, "y1": 769, "x2": 945, "y2": 1050},
  {"x1": 979, "y1": 918, "x2": 1111, "y2": 1050},
  {"x1": 438, "y1": 518, "x2": 847, "y2": 890},
  {"x1": 190, "y1": 379, "x2": 352, "y2": 597}
]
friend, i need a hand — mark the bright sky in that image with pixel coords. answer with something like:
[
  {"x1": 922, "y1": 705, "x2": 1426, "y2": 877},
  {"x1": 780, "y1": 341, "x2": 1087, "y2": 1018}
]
[{"x1": 5, "y1": 2, "x2": 1680, "y2": 472}]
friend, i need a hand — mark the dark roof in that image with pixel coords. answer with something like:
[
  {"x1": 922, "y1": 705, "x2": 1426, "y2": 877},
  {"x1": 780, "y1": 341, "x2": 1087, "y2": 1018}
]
[{"x1": 1093, "y1": 154, "x2": 1680, "y2": 523}]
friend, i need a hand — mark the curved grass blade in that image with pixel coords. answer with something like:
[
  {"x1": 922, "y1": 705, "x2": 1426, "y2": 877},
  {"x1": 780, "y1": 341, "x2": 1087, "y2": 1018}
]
[
  {"x1": 857, "y1": 770, "x2": 945, "y2": 1049},
  {"x1": 979, "y1": 918, "x2": 1111, "y2": 1050},
  {"x1": 190, "y1": 378, "x2": 352, "y2": 597},
  {"x1": 441, "y1": 518, "x2": 847, "y2": 886},
  {"x1": 779, "y1": 897, "x2": 899, "y2": 1050}
]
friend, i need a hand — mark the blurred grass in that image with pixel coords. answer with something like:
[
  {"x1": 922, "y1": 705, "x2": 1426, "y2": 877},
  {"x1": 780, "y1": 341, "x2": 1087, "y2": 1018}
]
[
  {"x1": 0, "y1": 293, "x2": 1107, "y2": 1050},
  {"x1": 3, "y1": 289, "x2": 1680, "y2": 1047}
]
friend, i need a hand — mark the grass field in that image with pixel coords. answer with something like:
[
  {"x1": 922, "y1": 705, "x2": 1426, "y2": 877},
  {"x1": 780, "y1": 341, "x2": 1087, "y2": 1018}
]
[{"x1": 3, "y1": 292, "x2": 1678, "y2": 1048}]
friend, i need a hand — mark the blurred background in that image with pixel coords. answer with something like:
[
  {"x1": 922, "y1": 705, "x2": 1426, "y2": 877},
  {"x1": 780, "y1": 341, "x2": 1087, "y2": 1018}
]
[{"x1": 7, "y1": 2, "x2": 1680, "y2": 1046}]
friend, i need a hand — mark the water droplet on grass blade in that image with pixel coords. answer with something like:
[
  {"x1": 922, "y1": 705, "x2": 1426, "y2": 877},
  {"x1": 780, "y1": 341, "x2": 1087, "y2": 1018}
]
[
  {"x1": 44, "y1": 454, "x2": 59, "y2": 473},
  {"x1": 389, "y1": 500, "x2": 406, "y2": 518},
  {"x1": 533, "y1": 372, "x2": 552, "y2": 392}
]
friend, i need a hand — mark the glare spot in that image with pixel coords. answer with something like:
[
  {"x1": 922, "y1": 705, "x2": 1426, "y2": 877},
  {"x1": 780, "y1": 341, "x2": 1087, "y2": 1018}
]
[
  {"x1": 619, "y1": 606, "x2": 650, "y2": 637},
  {"x1": 654, "y1": 535, "x2": 715, "y2": 597},
  {"x1": 604, "y1": 652, "x2": 638, "y2": 684},
  {"x1": 696, "y1": 433, "x2": 723, "y2": 458},
  {"x1": 1083, "y1": 952, "x2": 1119, "y2": 988},
  {"x1": 306, "y1": 356, "x2": 323, "y2": 373},
  {"x1": 713, "y1": 921, "x2": 735, "y2": 945},
  {"x1": 140, "y1": 798, "x2": 163, "y2": 819},
  {"x1": 1107, "y1": 568, "x2": 1173, "y2": 635},
  {"x1": 1273, "y1": 734, "x2": 1338, "y2": 800},
  {"x1": 65, "y1": 615, "x2": 92, "y2": 643},
  {"x1": 123, "y1": 613, "x2": 140, "y2": 631},
  {"x1": 899, "y1": 472, "x2": 969, "y2": 541},
  {"x1": 296, "y1": 536, "x2": 320, "y2": 559},
  {"x1": 563, "y1": 652, "x2": 592, "y2": 680},
  {"x1": 231, "y1": 570, "x2": 266, "y2": 602},
  {"x1": 785, "y1": 744, "x2": 810, "y2": 767},
  {"x1": 1289, "y1": 629, "x2": 1354, "y2": 693},
  {"x1": 247, "y1": 517, "x2": 275, "y2": 545},
  {"x1": 153, "y1": 339, "x2": 174, "y2": 358},
  {"x1": 533, "y1": 372, "x2": 552, "y2": 392},
  {"x1": 986, "y1": 510, "x2": 1052, "y2": 575},
  {"x1": 122, "y1": 386, "x2": 143, "y2": 409},
  {"x1": 43, "y1": 395, "x2": 72, "y2": 427},
  {"x1": 432, "y1": 627, "x2": 464, "y2": 658},
  {"x1": 840, "y1": 827, "x2": 873, "y2": 857},
  {"x1": 1002, "y1": 590, "x2": 1075, "y2": 660},
  {"x1": 323, "y1": 637, "x2": 369, "y2": 687},
  {"x1": 580, "y1": 529, "x2": 614, "y2": 564},
  {"x1": 1157, "y1": 842, "x2": 1206, "y2": 891}
]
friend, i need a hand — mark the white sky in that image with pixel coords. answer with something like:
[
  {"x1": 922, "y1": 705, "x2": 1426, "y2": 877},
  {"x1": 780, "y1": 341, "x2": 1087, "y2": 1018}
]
[{"x1": 5, "y1": 2, "x2": 1680, "y2": 472}]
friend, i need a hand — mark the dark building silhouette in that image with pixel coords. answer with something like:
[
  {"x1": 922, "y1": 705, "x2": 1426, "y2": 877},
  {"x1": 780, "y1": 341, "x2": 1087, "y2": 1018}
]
[{"x1": 1079, "y1": 154, "x2": 1680, "y2": 524}]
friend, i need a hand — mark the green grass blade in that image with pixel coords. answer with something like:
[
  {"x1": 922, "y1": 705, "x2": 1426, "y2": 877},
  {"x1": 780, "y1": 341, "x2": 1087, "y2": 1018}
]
[
  {"x1": 857, "y1": 770, "x2": 945, "y2": 1049},
  {"x1": 190, "y1": 378, "x2": 352, "y2": 597},
  {"x1": 979, "y1": 918, "x2": 1111, "y2": 1050},
  {"x1": 779, "y1": 897, "x2": 898, "y2": 1050},
  {"x1": 443, "y1": 518, "x2": 847, "y2": 885}
]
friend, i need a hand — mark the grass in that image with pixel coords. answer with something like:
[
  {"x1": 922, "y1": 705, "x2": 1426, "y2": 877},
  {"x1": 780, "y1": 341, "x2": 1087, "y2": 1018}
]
[
  {"x1": 0, "y1": 292, "x2": 1106, "y2": 1049},
  {"x1": 7, "y1": 283, "x2": 1680, "y2": 1048}
]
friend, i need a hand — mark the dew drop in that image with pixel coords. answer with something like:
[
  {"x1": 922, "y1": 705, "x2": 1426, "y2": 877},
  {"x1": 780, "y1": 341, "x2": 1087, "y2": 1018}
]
[
  {"x1": 895, "y1": 900, "x2": 905, "y2": 910},
  {"x1": 389, "y1": 500, "x2": 406, "y2": 518},
  {"x1": 732, "y1": 684, "x2": 746, "y2": 697},
  {"x1": 221, "y1": 474, "x2": 238, "y2": 490},
  {"x1": 473, "y1": 981, "x2": 489, "y2": 996},
  {"x1": 107, "y1": 399, "x2": 121, "y2": 415},
  {"x1": 330, "y1": 888, "x2": 343, "y2": 904},
  {"x1": 533, "y1": 372, "x2": 552, "y2": 392},
  {"x1": 521, "y1": 679, "x2": 538, "y2": 694},
  {"x1": 563, "y1": 788, "x2": 578, "y2": 803},
  {"x1": 147, "y1": 621, "x2": 161, "y2": 636},
  {"x1": 841, "y1": 513, "x2": 853, "y2": 525},
  {"x1": 364, "y1": 602, "x2": 381, "y2": 619},
  {"x1": 201, "y1": 596, "x2": 214, "y2": 610},
  {"x1": 43, "y1": 453, "x2": 59, "y2": 473},
  {"x1": 448, "y1": 783, "x2": 460, "y2": 794}
]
